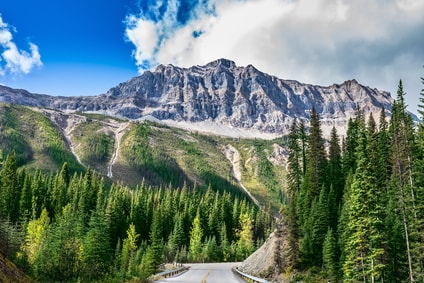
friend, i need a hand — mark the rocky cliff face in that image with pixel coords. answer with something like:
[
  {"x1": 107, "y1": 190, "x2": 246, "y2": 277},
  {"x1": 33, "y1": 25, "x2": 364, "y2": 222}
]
[{"x1": 0, "y1": 58, "x2": 397, "y2": 138}]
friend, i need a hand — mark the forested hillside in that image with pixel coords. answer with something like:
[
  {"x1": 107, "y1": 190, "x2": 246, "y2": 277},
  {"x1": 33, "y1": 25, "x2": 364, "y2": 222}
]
[
  {"x1": 284, "y1": 80, "x2": 424, "y2": 282},
  {"x1": 0, "y1": 104, "x2": 84, "y2": 173},
  {"x1": 1, "y1": 75, "x2": 423, "y2": 282},
  {"x1": 0, "y1": 155, "x2": 273, "y2": 281}
]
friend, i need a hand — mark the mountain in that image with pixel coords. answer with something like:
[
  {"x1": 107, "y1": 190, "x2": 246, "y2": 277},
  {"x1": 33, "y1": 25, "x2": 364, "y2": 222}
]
[{"x1": 0, "y1": 58, "x2": 398, "y2": 138}]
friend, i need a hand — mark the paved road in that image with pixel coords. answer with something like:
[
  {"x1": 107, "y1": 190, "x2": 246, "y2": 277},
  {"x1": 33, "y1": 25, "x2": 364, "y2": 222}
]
[{"x1": 155, "y1": 262, "x2": 246, "y2": 283}]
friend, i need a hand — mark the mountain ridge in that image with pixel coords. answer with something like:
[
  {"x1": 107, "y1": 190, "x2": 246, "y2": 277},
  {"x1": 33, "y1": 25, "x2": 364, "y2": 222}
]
[{"x1": 0, "y1": 58, "x2": 400, "y2": 138}]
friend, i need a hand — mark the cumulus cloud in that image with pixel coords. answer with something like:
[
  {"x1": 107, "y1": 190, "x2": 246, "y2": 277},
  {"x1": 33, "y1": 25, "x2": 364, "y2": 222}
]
[
  {"x1": 125, "y1": 0, "x2": 424, "y2": 111},
  {"x1": 0, "y1": 15, "x2": 42, "y2": 76}
]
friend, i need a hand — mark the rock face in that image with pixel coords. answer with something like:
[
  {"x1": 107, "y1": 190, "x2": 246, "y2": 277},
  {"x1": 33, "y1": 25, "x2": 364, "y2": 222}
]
[
  {"x1": 0, "y1": 58, "x2": 399, "y2": 137},
  {"x1": 239, "y1": 221, "x2": 291, "y2": 282}
]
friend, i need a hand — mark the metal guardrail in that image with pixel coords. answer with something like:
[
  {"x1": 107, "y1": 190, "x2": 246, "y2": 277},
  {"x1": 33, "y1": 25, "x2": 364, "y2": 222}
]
[
  {"x1": 233, "y1": 267, "x2": 272, "y2": 283},
  {"x1": 151, "y1": 266, "x2": 188, "y2": 281}
]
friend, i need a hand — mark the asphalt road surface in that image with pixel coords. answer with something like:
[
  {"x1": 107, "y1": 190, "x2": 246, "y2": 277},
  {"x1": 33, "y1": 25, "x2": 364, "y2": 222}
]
[{"x1": 155, "y1": 262, "x2": 247, "y2": 283}]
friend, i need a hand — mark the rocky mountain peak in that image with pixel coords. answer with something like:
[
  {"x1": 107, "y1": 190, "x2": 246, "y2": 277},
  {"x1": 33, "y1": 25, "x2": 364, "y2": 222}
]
[
  {"x1": 0, "y1": 59, "x2": 410, "y2": 139},
  {"x1": 204, "y1": 58, "x2": 237, "y2": 69}
]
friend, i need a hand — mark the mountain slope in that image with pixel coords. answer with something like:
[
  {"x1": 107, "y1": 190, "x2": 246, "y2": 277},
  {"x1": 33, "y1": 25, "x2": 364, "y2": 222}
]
[
  {"x1": 0, "y1": 104, "x2": 84, "y2": 172},
  {"x1": 0, "y1": 59, "x2": 399, "y2": 138},
  {"x1": 0, "y1": 104, "x2": 286, "y2": 210}
]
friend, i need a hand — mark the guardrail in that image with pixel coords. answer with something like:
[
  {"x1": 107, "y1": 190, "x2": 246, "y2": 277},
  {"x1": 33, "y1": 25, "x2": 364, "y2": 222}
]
[
  {"x1": 233, "y1": 266, "x2": 272, "y2": 283},
  {"x1": 151, "y1": 266, "x2": 188, "y2": 281}
]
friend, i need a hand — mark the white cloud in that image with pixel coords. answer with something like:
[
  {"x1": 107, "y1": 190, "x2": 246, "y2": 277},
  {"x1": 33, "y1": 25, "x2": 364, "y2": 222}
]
[
  {"x1": 125, "y1": 0, "x2": 424, "y2": 112},
  {"x1": 0, "y1": 15, "x2": 42, "y2": 75}
]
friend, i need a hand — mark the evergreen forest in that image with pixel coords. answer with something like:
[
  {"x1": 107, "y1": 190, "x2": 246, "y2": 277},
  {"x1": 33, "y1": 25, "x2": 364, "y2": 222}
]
[
  {"x1": 0, "y1": 157, "x2": 273, "y2": 282},
  {"x1": 1, "y1": 75, "x2": 424, "y2": 282},
  {"x1": 285, "y1": 79, "x2": 424, "y2": 282}
]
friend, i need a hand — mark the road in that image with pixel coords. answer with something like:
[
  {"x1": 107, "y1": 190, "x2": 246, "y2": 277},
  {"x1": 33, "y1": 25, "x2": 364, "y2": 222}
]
[{"x1": 155, "y1": 262, "x2": 246, "y2": 283}]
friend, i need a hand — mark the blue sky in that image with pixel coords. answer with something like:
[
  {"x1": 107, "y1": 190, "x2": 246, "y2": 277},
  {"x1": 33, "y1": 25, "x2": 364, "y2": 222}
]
[{"x1": 0, "y1": 0, "x2": 423, "y2": 113}]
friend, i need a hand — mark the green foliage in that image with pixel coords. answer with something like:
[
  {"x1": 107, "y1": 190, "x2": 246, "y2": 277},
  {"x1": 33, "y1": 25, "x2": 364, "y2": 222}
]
[
  {"x1": 0, "y1": 104, "x2": 83, "y2": 172},
  {"x1": 0, "y1": 151, "x2": 271, "y2": 282},
  {"x1": 235, "y1": 213, "x2": 254, "y2": 260},
  {"x1": 0, "y1": 152, "x2": 20, "y2": 221},
  {"x1": 284, "y1": 78, "x2": 424, "y2": 282},
  {"x1": 70, "y1": 119, "x2": 115, "y2": 171},
  {"x1": 188, "y1": 213, "x2": 204, "y2": 262},
  {"x1": 322, "y1": 228, "x2": 338, "y2": 281}
]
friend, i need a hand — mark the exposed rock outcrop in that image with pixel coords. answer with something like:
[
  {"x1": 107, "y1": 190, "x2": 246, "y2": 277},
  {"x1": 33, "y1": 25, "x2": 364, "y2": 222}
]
[
  {"x1": 239, "y1": 220, "x2": 291, "y2": 282},
  {"x1": 0, "y1": 58, "x2": 403, "y2": 138}
]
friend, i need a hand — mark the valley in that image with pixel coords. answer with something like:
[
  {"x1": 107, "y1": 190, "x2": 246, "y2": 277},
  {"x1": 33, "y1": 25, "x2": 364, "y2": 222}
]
[{"x1": 0, "y1": 59, "x2": 423, "y2": 282}]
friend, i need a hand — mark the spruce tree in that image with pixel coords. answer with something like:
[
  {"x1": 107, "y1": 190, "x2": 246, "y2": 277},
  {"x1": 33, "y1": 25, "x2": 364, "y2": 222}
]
[
  {"x1": 305, "y1": 107, "x2": 326, "y2": 199},
  {"x1": 286, "y1": 119, "x2": 301, "y2": 268},
  {"x1": 389, "y1": 80, "x2": 421, "y2": 281},
  {"x1": 376, "y1": 107, "x2": 390, "y2": 189},
  {"x1": 148, "y1": 210, "x2": 164, "y2": 273},
  {"x1": 309, "y1": 185, "x2": 329, "y2": 266},
  {"x1": 343, "y1": 126, "x2": 385, "y2": 282},
  {"x1": 328, "y1": 126, "x2": 343, "y2": 204},
  {"x1": 322, "y1": 228, "x2": 338, "y2": 282},
  {"x1": 80, "y1": 189, "x2": 112, "y2": 280},
  {"x1": 0, "y1": 152, "x2": 20, "y2": 222}
]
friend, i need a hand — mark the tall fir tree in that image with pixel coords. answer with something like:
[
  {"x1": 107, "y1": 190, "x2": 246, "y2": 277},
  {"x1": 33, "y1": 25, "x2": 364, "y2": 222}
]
[
  {"x1": 322, "y1": 227, "x2": 338, "y2": 282},
  {"x1": 297, "y1": 107, "x2": 327, "y2": 267},
  {"x1": 80, "y1": 188, "x2": 112, "y2": 280},
  {"x1": 286, "y1": 119, "x2": 301, "y2": 268},
  {"x1": 389, "y1": 80, "x2": 422, "y2": 281},
  {"x1": 305, "y1": 107, "x2": 327, "y2": 199},
  {"x1": 0, "y1": 152, "x2": 20, "y2": 222},
  {"x1": 343, "y1": 127, "x2": 386, "y2": 282}
]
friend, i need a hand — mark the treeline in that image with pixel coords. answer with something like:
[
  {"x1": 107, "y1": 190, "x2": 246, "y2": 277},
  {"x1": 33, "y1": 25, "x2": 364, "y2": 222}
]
[
  {"x1": 0, "y1": 156, "x2": 273, "y2": 282},
  {"x1": 286, "y1": 80, "x2": 424, "y2": 282}
]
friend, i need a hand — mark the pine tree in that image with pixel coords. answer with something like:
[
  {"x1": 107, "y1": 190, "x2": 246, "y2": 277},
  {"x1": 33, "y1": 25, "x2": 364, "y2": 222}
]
[
  {"x1": 220, "y1": 224, "x2": 232, "y2": 262},
  {"x1": 343, "y1": 127, "x2": 385, "y2": 282},
  {"x1": 328, "y1": 126, "x2": 344, "y2": 230},
  {"x1": 389, "y1": 80, "x2": 421, "y2": 281},
  {"x1": 376, "y1": 107, "x2": 390, "y2": 189},
  {"x1": 305, "y1": 107, "x2": 326, "y2": 199},
  {"x1": 343, "y1": 117, "x2": 360, "y2": 175},
  {"x1": 299, "y1": 120, "x2": 308, "y2": 175},
  {"x1": 148, "y1": 210, "x2": 164, "y2": 274},
  {"x1": 167, "y1": 213, "x2": 186, "y2": 260},
  {"x1": 203, "y1": 236, "x2": 220, "y2": 262},
  {"x1": 322, "y1": 228, "x2": 338, "y2": 282},
  {"x1": 297, "y1": 107, "x2": 327, "y2": 268},
  {"x1": 33, "y1": 204, "x2": 83, "y2": 281},
  {"x1": 310, "y1": 185, "x2": 329, "y2": 266},
  {"x1": 121, "y1": 223, "x2": 139, "y2": 276},
  {"x1": 286, "y1": 119, "x2": 301, "y2": 268},
  {"x1": 412, "y1": 68, "x2": 424, "y2": 281},
  {"x1": 328, "y1": 126, "x2": 343, "y2": 203},
  {"x1": 19, "y1": 173, "x2": 32, "y2": 219},
  {"x1": 30, "y1": 170, "x2": 49, "y2": 220},
  {"x1": 189, "y1": 212, "x2": 203, "y2": 262},
  {"x1": 80, "y1": 188, "x2": 112, "y2": 280},
  {"x1": 0, "y1": 152, "x2": 21, "y2": 222},
  {"x1": 51, "y1": 162, "x2": 69, "y2": 217}
]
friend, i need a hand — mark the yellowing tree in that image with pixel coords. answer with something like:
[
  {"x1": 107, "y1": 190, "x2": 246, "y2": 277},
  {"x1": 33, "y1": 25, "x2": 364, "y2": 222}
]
[
  {"x1": 236, "y1": 213, "x2": 254, "y2": 260},
  {"x1": 22, "y1": 208, "x2": 49, "y2": 264}
]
